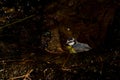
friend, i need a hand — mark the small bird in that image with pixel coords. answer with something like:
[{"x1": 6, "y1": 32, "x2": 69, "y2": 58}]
[{"x1": 66, "y1": 38, "x2": 92, "y2": 53}]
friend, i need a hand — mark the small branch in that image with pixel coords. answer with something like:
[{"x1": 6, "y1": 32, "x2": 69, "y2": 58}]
[
  {"x1": 62, "y1": 54, "x2": 71, "y2": 68},
  {"x1": 61, "y1": 67, "x2": 72, "y2": 72},
  {"x1": 0, "y1": 15, "x2": 35, "y2": 31},
  {"x1": 0, "y1": 69, "x2": 4, "y2": 72},
  {"x1": 9, "y1": 69, "x2": 33, "y2": 80}
]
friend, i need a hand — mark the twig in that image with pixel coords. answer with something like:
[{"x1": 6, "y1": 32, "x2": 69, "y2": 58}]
[
  {"x1": 0, "y1": 59, "x2": 33, "y2": 63},
  {"x1": 0, "y1": 15, "x2": 35, "y2": 30},
  {"x1": 0, "y1": 69, "x2": 4, "y2": 72},
  {"x1": 61, "y1": 68, "x2": 72, "y2": 72},
  {"x1": 62, "y1": 54, "x2": 71, "y2": 68},
  {"x1": 9, "y1": 69, "x2": 33, "y2": 80}
]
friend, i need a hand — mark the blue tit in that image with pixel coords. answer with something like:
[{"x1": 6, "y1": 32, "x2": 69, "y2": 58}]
[{"x1": 66, "y1": 38, "x2": 92, "y2": 53}]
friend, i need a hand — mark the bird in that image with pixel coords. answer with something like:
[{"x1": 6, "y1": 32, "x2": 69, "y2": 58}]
[{"x1": 66, "y1": 38, "x2": 92, "y2": 53}]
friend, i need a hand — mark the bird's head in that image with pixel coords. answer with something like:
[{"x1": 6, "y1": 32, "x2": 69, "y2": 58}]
[{"x1": 66, "y1": 37, "x2": 75, "y2": 46}]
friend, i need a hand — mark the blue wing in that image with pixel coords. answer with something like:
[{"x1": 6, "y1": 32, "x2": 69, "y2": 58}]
[{"x1": 72, "y1": 41, "x2": 92, "y2": 52}]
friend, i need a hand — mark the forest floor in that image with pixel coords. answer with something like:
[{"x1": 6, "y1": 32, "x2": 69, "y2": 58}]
[{"x1": 0, "y1": 46, "x2": 119, "y2": 80}]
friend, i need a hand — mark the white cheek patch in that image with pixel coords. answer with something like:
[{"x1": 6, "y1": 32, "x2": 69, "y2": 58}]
[{"x1": 68, "y1": 42, "x2": 75, "y2": 46}]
